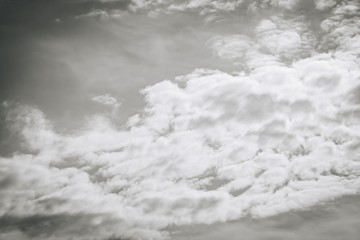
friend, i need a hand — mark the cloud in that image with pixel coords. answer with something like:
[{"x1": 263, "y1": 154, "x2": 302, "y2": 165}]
[
  {"x1": 75, "y1": 9, "x2": 125, "y2": 20},
  {"x1": 2, "y1": 54, "x2": 360, "y2": 239},
  {"x1": 92, "y1": 94, "x2": 121, "y2": 106},
  {"x1": 86, "y1": 0, "x2": 244, "y2": 22},
  {"x1": 171, "y1": 195, "x2": 360, "y2": 240},
  {"x1": 2, "y1": 1, "x2": 360, "y2": 240},
  {"x1": 319, "y1": 0, "x2": 360, "y2": 54},
  {"x1": 91, "y1": 94, "x2": 122, "y2": 120},
  {"x1": 314, "y1": 0, "x2": 337, "y2": 11},
  {"x1": 207, "y1": 15, "x2": 317, "y2": 70}
]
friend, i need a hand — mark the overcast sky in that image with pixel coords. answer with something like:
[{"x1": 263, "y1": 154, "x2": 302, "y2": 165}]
[{"x1": 1, "y1": 0, "x2": 360, "y2": 240}]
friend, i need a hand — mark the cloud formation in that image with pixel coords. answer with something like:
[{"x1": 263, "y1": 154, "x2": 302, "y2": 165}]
[
  {"x1": 1, "y1": 0, "x2": 360, "y2": 240},
  {"x1": 92, "y1": 94, "x2": 121, "y2": 106}
]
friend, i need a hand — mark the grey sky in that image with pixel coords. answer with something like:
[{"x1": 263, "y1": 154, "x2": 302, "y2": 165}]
[{"x1": 1, "y1": 1, "x2": 360, "y2": 240}]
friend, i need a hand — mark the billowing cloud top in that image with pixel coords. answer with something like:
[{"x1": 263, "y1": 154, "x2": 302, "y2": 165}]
[{"x1": 1, "y1": 0, "x2": 360, "y2": 240}]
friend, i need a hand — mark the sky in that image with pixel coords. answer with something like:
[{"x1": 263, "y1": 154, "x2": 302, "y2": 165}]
[{"x1": 0, "y1": 0, "x2": 360, "y2": 239}]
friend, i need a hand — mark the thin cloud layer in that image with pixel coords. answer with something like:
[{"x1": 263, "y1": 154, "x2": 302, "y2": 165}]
[{"x1": 1, "y1": 1, "x2": 360, "y2": 240}]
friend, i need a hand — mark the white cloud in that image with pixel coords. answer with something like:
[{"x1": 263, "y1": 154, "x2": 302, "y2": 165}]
[
  {"x1": 207, "y1": 35, "x2": 252, "y2": 62},
  {"x1": 314, "y1": 0, "x2": 337, "y2": 11},
  {"x1": 75, "y1": 9, "x2": 125, "y2": 20},
  {"x1": 92, "y1": 93, "x2": 120, "y2": 106},
  {"x1": 207, "y1": 16, "x2": 316, "y2": 69},
  {"x1": 2, "y1": 50, "x2": 360, "y2": 239}
]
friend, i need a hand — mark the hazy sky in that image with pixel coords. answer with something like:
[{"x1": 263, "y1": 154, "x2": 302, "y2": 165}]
[
  {"x1": 1, "y1": 0, "x2": 360, "y2": 240},
  {"x1": 0, "y1": 0, "x2": 239, "y2": 131}
]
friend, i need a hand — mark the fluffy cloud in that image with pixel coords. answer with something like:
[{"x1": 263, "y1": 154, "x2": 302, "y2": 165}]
[
  {"x1": 2, "y1": 56, "x2": 360, "y2": 239},
  {"x1": 319, "y1": 0, "x2": 360, "y2": 54},
  {"x1": 2, "y1": 1, "x2": 360, "y2": 240},
  {"x1": 207, "y1": 15, "x2": 316, "y2": 69}
]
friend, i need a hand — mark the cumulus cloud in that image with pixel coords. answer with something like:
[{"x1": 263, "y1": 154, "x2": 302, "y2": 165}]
[
  {"x1": 2, "y1": 60, "x2": 360, "y2": 238},
  {"x1": 207, "y1": 15, "x2": 317, "y2": 69},
  {"x1": 2, "y1": 0, "x2": 360, "y2": 240}
]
